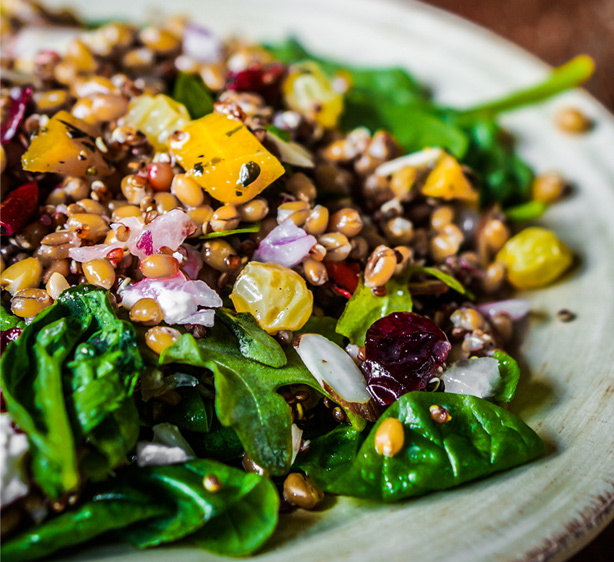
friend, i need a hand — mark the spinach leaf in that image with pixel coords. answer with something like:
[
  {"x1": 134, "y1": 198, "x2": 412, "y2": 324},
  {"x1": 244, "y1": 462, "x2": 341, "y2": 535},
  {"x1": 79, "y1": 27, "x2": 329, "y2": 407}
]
[
  {"x1": 0, "y1": 286, "x2": 144, "y2": 498},
  {"x1": 493, "y1": 350, "x2": 521, "y2": 403},
  {"x1": 192, "y1": 472, "x2": 279, "y2": 556},
  {"x1": 336, "y1": 274, "x2": 413, "y2": 346},
  {"x1": 300, "y1": 392, "x2": 544, "y2": 501},
  {"x1": 0, "y1": 301, "x2": 24, "y2": 330},
  {"x1": 295, "y1": 424, "x2": 366, "y2": 472},
  {"x1": 172, "y1": 72, "x2": 214, "y2": 119},
  {"x1": 460, "y1": 55, "x2": 594, "y2": 118},
  {"x1": 408, "y1": 265, "x2": 474, "y2": 299},
  {"x1": 297, "y1": 315, "x2": 345, "y2": 347},
  {"x1": 164, "y1": 386, "x2": 212, "y2": 433},
  {"x1": 199, "y1": 222, "x2": 261, "y2": 239},
  {"x1": 1, "y1": 485, "x2": 165, "y2": 562},
  {"x1": 217, "y1": 307, "x2": 287, "y2": 368},
  {"x1": 117, "y1": 460, "x2": 278, "y2": 549},
  {"x1": 192, "y1": 421, "x2": 245, "y2": 461}
]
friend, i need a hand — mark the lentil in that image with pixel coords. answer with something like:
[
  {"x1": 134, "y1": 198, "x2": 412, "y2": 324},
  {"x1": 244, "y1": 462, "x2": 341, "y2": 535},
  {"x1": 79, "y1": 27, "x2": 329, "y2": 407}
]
[
  {"x1": 145, "y1": 326, "x2": 182, "y2": 355},
  {"x1": 317, "y1": 232, "x2": 351, "y2": 262},
  {"x1": 277, "y1": 201, "x2": 311, "y2": 226},
  {"x1": 374, "y1": 418, "x2": 405, "y2": 457},
  {"x1": 283, "y1": 473, "x2": 324, "y2": 510},
  {"x1": 237, "y1": 198, "x2": 269, "y2": 222},
  {"x1": 171, "y1": 173, "x2": 205, "y2": 207},
  {"x1": 555, "y1": 106, "x2": 592, "y2": 134},
  {"x1": 129, "y1": 298, "x2": 164, "y2": 326},
  {"x1": 140, "y1": 254, "x2": 180, "y2": 278},
  {"x1": 328, "y1": 208, "x2": 363, "y2": 237},
  {"x1": 303, "y1": 257, "x2": 328, "y2": 286},
  {"x1": 304, "y1": 205, "x2": 330, "y2": 236},
  {"x1": 364, "y1": 245, "x2": 397, "y2": 288},
  {"x1": 202, "y1": 240, "x2": 238, "y2": 272},
  {"x1": 210, "y1": 204, "x2": 241, "y2": 232},
  {"x1": 46, "y1": 272, "x2": 71, "y2": 300},
  {"x1": 532, "y1": 172, "x2": 567, "y2": 204},
  {"x1": 11, "y1": 288, "x2": 54, "y2": 318},
  {"x1": 429, "y1": 404, "x2": 452, "y2": 424},
  {"x1": 83, "y1": 259, "x2": 116, "y2": 289}
]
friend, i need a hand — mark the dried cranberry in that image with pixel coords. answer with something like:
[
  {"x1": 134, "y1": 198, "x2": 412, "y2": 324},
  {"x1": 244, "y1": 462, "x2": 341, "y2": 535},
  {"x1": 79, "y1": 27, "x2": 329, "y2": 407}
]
[
  {"x1": 226, "y1": 63, "x2": 287, "y2": 104},
  {"x1": 325, "y1": 261, "x2": 361, "y2": 295},
  {"x1": 1, "y1": 327, "x2": 22, "y2": 356},
  {"x1": 361, "y1": 312, "x2": 451, "y2": 406},
  {"x1": 1, "y1": 86, "x2": 32, "y2": 145},
  {"x1": 0, "y1": 181, "x2": 39, "y2": 236}
]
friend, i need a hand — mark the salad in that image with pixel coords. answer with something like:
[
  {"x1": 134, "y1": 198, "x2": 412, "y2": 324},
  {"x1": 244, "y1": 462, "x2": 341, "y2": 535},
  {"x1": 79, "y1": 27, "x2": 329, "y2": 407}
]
[{"x1": 0, "y1": 1, "x2": 595, "y2": 560}]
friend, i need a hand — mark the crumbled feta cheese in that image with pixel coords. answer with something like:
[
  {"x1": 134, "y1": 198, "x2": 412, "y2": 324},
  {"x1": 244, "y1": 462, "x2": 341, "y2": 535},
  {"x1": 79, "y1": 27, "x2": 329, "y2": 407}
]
[{"x1": 1, "y1": 413, "x2": 30, "y2": 507}]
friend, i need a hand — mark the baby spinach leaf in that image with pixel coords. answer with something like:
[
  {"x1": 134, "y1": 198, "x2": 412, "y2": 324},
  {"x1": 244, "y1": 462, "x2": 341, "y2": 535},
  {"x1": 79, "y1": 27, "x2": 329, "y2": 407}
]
[
  {"x1": 217, "y1": 307, "x2": 287, "y2": 368},
  {"x1": 1, "y1": 485, "x2": 165, "y2": 562},
  {"x1": 172, "y1": 72, "x2": 214, "y2": 119},
  {"x1": 116, "y1": 460, "x2": 278, "y2": 549},
  {"x1": 336, "y1": 274, "x2": 413, "y2": 346},
  {"x1": 493, "y1": 350, "x2": 521, "y2": 403},
  {"x1": 296, "y1": 424, "x2": 366, "y2": 473},
  {"x1": 192, "y1": 421, "x2": 245, "y2": 461},
  {"x1": 300, "y1": 392, "x2": 544, "y2": 501},
  {"x1": 163, "y1": 386, "x2": 213, "y2": 433},
  {"x1": 408, "y1": 265, "x2": 474, "y2": 299},
  {"x1": 0, "y1": 286, "x2": 144, "y2": 498},
  {"x1": 460, "y1": 55, "x2": 594, "y2": 118},
  {"x1": 192, "y1": 472, "x2": 279, "y2": 556},
  {"x1": 0, "y1": 301, "x2": 24, "y2": 330},
  {"x1": 199, "y1": 222, "x2": 261, "y2": 239}
]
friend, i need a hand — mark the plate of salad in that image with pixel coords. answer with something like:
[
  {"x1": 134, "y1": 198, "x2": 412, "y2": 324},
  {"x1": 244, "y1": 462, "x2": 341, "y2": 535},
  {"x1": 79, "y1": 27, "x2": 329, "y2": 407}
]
[{"x1": 1, "y1": 0, "x2": 613, "y2": 560}]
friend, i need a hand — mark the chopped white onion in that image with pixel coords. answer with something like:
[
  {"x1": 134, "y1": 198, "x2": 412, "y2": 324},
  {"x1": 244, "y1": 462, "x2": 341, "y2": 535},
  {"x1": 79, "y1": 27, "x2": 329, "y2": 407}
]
[
  {"x1": 440, "y1": 357, "x2": 501, "y2": 399},
  {"x1": 252, "y1": 220, "x2": 316, "y2": 268},
  {"x1": 477, "y1": 299, "x2": 531, "y2": 321},
  {"x1": 374, "y1": 147, "x2": 444, "y2": 177},
  {"x1": 136, "y1": 423, "x2": 195, "y2": 468},
  {"x1": 265, "y1": 132, "x2": 314, "y2": 168},
  {"x1": 294, "y1": 333, "x2": 377, "y2": 420}
]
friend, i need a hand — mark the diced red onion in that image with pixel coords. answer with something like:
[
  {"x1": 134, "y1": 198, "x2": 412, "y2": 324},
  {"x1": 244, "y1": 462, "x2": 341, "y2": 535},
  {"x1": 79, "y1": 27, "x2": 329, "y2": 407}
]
[
  {"x1": 69, "y1": 240, "x2": 120, "y2": 263},
  {"x1": 252, "y1": 220, "x2": 316, "y2": 268},
  {"x1": 121, "y1": 273, "x2": 222, "y2": 326},
  {"x1": 477, "y1": 299, "x2": 531, "y2": 321},
  {"x1": 182, "y1": 23, "x2": 222, "y2": 63},
  {"x1": 1, "y1": 87, "x2": 32, "y2": 145},
  {"x1": 180, "y1": 243, "x2": 203, "y2": 280}
]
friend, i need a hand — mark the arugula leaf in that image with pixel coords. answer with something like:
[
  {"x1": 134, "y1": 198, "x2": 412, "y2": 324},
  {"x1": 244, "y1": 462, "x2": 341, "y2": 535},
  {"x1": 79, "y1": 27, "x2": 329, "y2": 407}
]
[
  {"x1": 217, "y1": 307, "x2": 287, "y2": 368},
  {"x1": 200, "y1": 222, "x2": 261, "y2": 239},
  {"x1": 117, "y1": 460, "x2": 278, "y2": 549},
  {"x1": 300, "y1": 392, "x2": 544, "y2": 501},
  {"x1": 460, "y1": 55, "x2": 595, "y2": 118},
  {"x1": 336, "y1": 274, "x2": 413, "y2": 346},
  {"x1": 161, "y1": 326, "x2": 316, "y2": 475},
  {"x1": 0, "y1": 286, "x2": 144, "y2": 498},
  {"x1": 408, "y1": 265, "x2": 474, "y2": 299},
  {"x1": 1, "y1": 485, "x2": 165, "y2": 562},
  {"x1": 1, "y1": 301, "x2": 24, "y2": 330},
  {"x1": 297, "y1": 315, "x2": 345, "y2": 347},
  {"x1": 172, "y1": 72, "x2": 214, "y2": 119},
  {"x1": 493, "y1": 350, "x2": 521, "y2": 403}
]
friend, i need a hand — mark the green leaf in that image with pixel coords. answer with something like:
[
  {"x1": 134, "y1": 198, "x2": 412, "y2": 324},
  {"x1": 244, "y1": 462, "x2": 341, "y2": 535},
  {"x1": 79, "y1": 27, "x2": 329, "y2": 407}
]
[
  {"x1": 172, "y1": 72, "x2": 214, "y2": 119},
  {"x1": 164, "y1": 386, "x2": 212, "y2": 433},
  {"x1": 408, "y1": 266, "x2": 474, "y2": 299},
  {"x1": 336, "y1": 274, "x2": 413, "y2": 346},
  {"x1": 199, "y1": 222, "x2": 261, "y2": 239},
  {"x1": 300, "y1": 392, "x2": 544, "y2": 501},
  {"x1": 217, "y1": 307, "x2": 287, "y2": 368},
  {"x1": 265, "y1": 124, "x2": 291, "y2": 142},
  {"x1": 460, "y1": 55, "x2": 595, "y2": 118},
  {"x1": 1, "y1": 301, "x2": 25, "y2": 330},
  {"x1": 192, "y1": 471, "x2": 279, "y2": 556},
  {"x1": 193, "y1": 421, "x2": 245, "y2": 461},
  {"x1": 1, "y1": 485, "x2": 165, "y2": 562},
  {"x1": 493, "y1": 350, "x2": 521, "y2": 403},
  {"x1": 504, "y1": 200, "x2": 548, "y2": 222},
  {"x1": 0, "y1": 286, "x2": 144, "y2": 498},
  {"x1": 117, "y1": 460, "x2": 278, "y2": 549},
  {"x1": 296, "y1": 315, "x2": 345, "y2": 347}
]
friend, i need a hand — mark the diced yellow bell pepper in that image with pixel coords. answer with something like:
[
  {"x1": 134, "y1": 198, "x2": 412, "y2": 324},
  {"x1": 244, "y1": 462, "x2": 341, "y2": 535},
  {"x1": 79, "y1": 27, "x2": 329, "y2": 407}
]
[
  {"x1": 390, "y1": 165, "x2": 417, "y2": 200},
  {"x1": 123, "y1": 94, "x2": 190, "y2": 151},
  {"x1": 496, "y1": 227, "x2": 573, "y2": 289},
  {"x1": 421, "y1": 154, "x2": 479, "y2": 202},
  {"x1": 282, "y1": 62, "x2": 344, "y2": 129},
  {"x1": 21, "y1": 110, "x2": 113, "y2": 177},
  {"x1": 170, "y1": 113, "x2": 285, "y2": 205}
]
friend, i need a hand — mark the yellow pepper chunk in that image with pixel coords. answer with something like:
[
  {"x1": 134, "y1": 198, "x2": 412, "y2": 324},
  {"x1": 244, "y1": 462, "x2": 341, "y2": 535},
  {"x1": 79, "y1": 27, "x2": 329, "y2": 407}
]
[
  {"x1": 123, "y1": 94, "x2": 190, "y2": 151},
  {"x1": 496, "y1": 227, "x2": 573, "y2": 289},
  {"x1": 170, "y1": 113, "x2": 285, "y2": 205},
  {"x1": 21, "y1": 111, "x2": 113, "y2": 177},
  {"x1": 421, "y1": 154, "x2": 479, "y2": 202},
  {"x1": 230, "y1": 262, "x2": 313, "y2": 334},
  {"x1": 282, "y1": 62, "x2": 344, "y2": 129}
]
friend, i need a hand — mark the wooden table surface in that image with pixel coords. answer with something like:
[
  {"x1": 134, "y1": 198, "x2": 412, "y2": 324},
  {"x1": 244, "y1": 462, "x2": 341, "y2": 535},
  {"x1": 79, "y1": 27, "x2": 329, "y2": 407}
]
[{"x1": 424, "y1": 1, "x2": 614, "y2": 559}]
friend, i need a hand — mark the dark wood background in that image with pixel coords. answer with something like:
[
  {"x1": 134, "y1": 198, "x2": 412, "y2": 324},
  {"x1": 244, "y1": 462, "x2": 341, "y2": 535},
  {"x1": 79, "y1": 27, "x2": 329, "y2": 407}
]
[{"x1": 422, "y1": 1, "x2": 614, "y2": 557}]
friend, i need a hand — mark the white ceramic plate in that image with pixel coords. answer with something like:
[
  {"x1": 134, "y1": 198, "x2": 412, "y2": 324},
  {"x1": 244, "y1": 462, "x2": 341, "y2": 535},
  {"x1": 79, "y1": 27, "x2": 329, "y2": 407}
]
[{"x1": 43, "y1": 0, "x2": 614, "y2": 560}]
